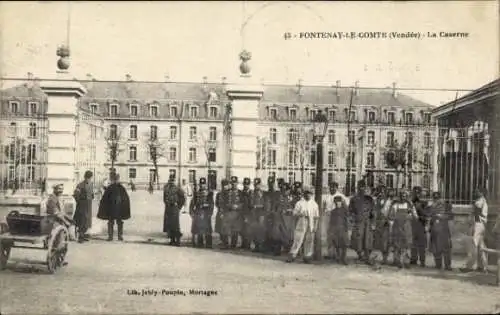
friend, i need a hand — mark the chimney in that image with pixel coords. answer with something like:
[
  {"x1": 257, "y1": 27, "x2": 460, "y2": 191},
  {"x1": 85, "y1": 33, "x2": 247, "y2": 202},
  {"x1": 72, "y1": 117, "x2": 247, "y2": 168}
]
[
  {"x1": 354, "y1": 80, "x2": 360, "y2": 96},
  {"x1": 336, "y1": 80, "x2": 341, "y2": 96},
  {"x1": 125, "y1": 74, "x2": 132, "y2": 81},
  {"x1": 221, "y1": 76, "x2": 227, "y2": 85},
  {"x1": 27, "y1": 72, "x2": 34, "y2": 80},
  {"x1": 392, "y1": 82, "x2": 398, "y2": 97},
  {"x1": 202, "y1": 76, "x2": 208, "y2": 91},
  {"x1": 26, "y1": 72, "x2": 34, "y2": 88},
  {"x1": 86, "y1": 73, "x2": 94, "y2": 90},
  {"x1": 164, "y1": 74, "x2": 170, "y2": 82},
  {"x1": 297, "y1": 79, "x2": 303, "y2": 95},
  {"x1": 86, "y1": 73, "x2": 93, "y2": 81}
]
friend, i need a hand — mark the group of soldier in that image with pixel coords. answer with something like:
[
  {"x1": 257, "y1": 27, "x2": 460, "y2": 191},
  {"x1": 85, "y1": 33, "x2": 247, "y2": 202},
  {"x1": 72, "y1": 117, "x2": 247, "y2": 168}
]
[{"x1": 162, "y1": 172, "x2": 461, "y2": 270}]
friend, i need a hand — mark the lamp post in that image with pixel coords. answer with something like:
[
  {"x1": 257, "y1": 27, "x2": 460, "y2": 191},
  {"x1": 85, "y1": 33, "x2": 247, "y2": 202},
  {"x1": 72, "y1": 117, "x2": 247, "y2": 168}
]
[{"x1": 312, "y1": 110, "x2": 329, "y2": 261}]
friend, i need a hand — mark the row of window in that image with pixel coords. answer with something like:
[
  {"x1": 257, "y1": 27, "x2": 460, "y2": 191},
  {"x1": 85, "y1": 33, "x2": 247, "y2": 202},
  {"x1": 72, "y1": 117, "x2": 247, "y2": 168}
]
[
  {"x1": 270, "y1": 128, "x2": 433, "y2": 148},
  {"x1": 91, "y1": 103, "x2": 220, "y2": 118},
  {"x1": 4, "y1": 143, "x2": 38, "y2": 161},
  {"x1": 263, "y1": 150, "x2": 432, "y2": 169},
  {"x1": 6, "y1": 101, "x2": 40, "y2": 115},
  {"x1": 127, "y1": 146, "x2": 217, "y2": 163},
  {"x1": 6, "y1": 122, "x2": 39, "y2": 138},
  {"x1": 265, "y1": 107, "x2": 432, "y2": 124},
  {"x1": 109, "y1": 124, "x2": 218, "y2": 142},
  {"x1": 127, "y1": 168, "x2": 218, "y2": 186}
]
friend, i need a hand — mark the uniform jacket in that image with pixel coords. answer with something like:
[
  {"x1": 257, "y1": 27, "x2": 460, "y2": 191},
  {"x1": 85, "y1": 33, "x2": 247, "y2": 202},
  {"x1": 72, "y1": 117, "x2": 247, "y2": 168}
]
[{"x1": 97, "y1": 183, "x2": 131, "y2": 220}]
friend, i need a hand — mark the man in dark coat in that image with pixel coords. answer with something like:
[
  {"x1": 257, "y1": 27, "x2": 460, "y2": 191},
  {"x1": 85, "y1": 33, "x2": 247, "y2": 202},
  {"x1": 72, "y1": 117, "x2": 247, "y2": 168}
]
[
  {"x1": 272, "y1": 182, "x2": 295, "y2": 255},
  {"x1": 215, "y1": 179, "x2": 230, "y2": 247},
  {"x1": 73, "y1": 170, "x2": 94, "y2": 243},
  {"x1": 410, "y1": 186, "x2": 429, "y2": 267},
  {"x1": 189, "y1": 177, "x2": 214, "y2": 248},
  {"x1": 240, "y1": 177, "x2": 253, "y2": 250},
  {"x1": 349, "y1": 180, "x2": 376, "y2": 263},
  {"x1": 250, "y1": 178, "x2": 267, "y2": 252},
  {"x1": 263, "y1": 176, "x2": 279, "y2": 253},
  {"x1": 163, "y1": 175, "x2": 186, "y2": 246},
  {"x1": 222, "y1": 176, "x2": 243, "y2": 249},
  {"x1": 97, "y1": 173, "x2": 131, "y2": 241},
  {"x1": 427, "y1": 191, "x2": 453, "y2": 270}
]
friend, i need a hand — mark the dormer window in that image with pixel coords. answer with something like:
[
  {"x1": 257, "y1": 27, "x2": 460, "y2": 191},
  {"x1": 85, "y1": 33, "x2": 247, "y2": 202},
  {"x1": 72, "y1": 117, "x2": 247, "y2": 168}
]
[
  {"x1": 109, "y1": 103, "x2": 119, "y2": 117},
  {"x1": 189, "y1": 106, "x2": 199, "y2": 118},
  {"x1": 387, "y1": 111, "x2": 395, "y2": 124},
  {"x1": 129, "y1": 104, "x2": 138, "y2": 117},
  {"x1": 149, "y1": 104, "x2": 159, "y2": 117},
  {"x1": 423, "y1": 112, "x2": 431, "y2": 124},
  {"x1": 309, "y1": 109, "x2": 318, "y2": 120},
  {"x1": 328, "y1": 110, "x2": 336, "y2": 122},
  {"x1": 9, "y1": 101, "x2": 19, "y2": 114},
  {"x1": 170, "y1": 106, "x2": 178, "y2": 118},
  {"x1": 89, "y1": 103, "x2": 98, "y2": 115},
  {"x1": 368, "y1": 110, "x2": 376, "y2": 123},
  {"x1": 269, "y1": 108, "x2": 277, "y2": 119},
  {"x1": 28, "y1": 102, "x2": 38, "y2": 115},
  {"x1": 289, "y1": 108, "x2": 297, "y2": 120},
  {"x1": 405, "y1": 112, "x2": 414, "y2": 124},
  {"x1": 209, "y1": 106, "x2": 218, "y2": 118}
]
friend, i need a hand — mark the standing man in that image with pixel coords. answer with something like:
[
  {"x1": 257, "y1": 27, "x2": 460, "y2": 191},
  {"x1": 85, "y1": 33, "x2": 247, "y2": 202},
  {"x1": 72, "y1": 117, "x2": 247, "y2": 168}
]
[
  {"x1": 163, "y1": 175, "x2": 186, "y2": 246},
  {"x1": 215, "y1": 179, "x2": 230, "y2": 247},
  {"x1": 189, "y1": 178, "x2": 214, "y2": 248},
  {"x1": 271, "y1": 182, "x2": 294, "y2": 255},
  {"x1": 97, "y1": 173, "x2": 131, "y2": 242},
  {"x1": 427, "y1": 191, "x2": 454, "y2": 271},
  {"x1": 461, "y1": 188, "x2": 489, "y2": 273},
  {"x1": 349, "y1": 180, "x2": 376, "y2": 264},
  {"x1": 322, "y1": 182, "x2": 349, "y2": 258},
  {"x1": 374, "y1": 187, "x2": 395, "y2": 265},
  {"x1": 410, "y1": 186, "x2": 429, "y2": 267},
  {"x1": 222, "y1": 176, "x2": 242, "y2": 249},
  {"x1": 73, "y1": 170, "x2": 94, "y2": 243},
  {"x1": 182, "y1": 179, "x2": 193, "y2": 214},
  {"x1": 264, "y1": 176, "x2": 279, "y2": 253},
  {"x1": 286, "y1": 187, "x2": 319, "y2": 263},
  {"x1": 387, "y1": 190, "x2": 418, "y2": 268},
  {"x1": 240, "y1": 178, "x2": 253, "y2": 250},
  {"x1": 250, "y1": 178, "x2": 267, "y2": 252}
]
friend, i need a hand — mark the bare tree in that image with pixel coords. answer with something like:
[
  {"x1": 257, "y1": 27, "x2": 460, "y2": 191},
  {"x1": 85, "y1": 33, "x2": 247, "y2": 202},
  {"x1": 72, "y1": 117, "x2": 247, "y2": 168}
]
[
  {"x1": 105, "y1": 127, "x2": 125, "y2": 177},
  {"x1": 384, "y1": 137, "x2": 422, "y2": 192},
  {"x1": 290, "y1": 126, "x2": 312, "y2": 183},
  {"x1": 198, "y1": 132, "x2": 217, "y2": 172},
  {"x1": 145, "y1": 135, "x2": 166, "y2": 190}
]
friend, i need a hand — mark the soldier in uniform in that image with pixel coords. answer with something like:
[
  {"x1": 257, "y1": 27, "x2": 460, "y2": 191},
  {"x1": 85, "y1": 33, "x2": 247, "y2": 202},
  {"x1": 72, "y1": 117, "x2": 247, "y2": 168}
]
[
  {"x1": 73, "y1": 170, "x2": 94, "y2": 243},
  {"x1": 189, "y1": 178, "x2": 215, "y2": 248},
  {"x1": 374, "y1": 187, "x2": 395, "y2": 265},
  {"x1": 349, "y1": 180, "x2": 376, "y2": 263},
  {"x1": 240, "y1": 177, "x2": 253, "y2": 250},
  {"x1": 263, "y1": 176, "x2": 280, "y2": 253},
  {"x1": 426, "y1": 191, "x2": 453, "y2": 270},
  {"x1": 162, "y1": 175, "x2": 186, "y2": 246},
  {"x1": 291, "y1": 182, "x2": 303, "y2": 206},
  {"x1": 410, "y1": 186, "x2": 429, "y2": 267},
  {"x1": 250, "y1": 178, "x2": 267, "y2": 252},
  {"x1": 272, "y1": 182, "x2": 295, "y2": 255},
  {"x1": 215, "y1": 179, "x2": 230, "y2": 246},
  {"x1": 222, "y1": 176, "x2": 243, "y2": 249}
]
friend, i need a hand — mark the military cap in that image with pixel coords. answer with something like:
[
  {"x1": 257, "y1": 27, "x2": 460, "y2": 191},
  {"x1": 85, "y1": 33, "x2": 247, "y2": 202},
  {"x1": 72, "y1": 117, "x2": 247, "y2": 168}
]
[
  {"x1": 293, "y1": 182, "x2": 302, "y2": 189},
  {"x1": 243, "y1": 177, "x2": 251, "y2": 185},
  {"x1": 199, "y1": 177, "x2": 207, "y2": 185},
  {"x1": 168, "y1": 174, "x2": 175, "y2": 181},
  {"x1": 254, "y1": 178, "x2": 261, "y2": 185},
  {"x1": 412, "y1": 186, "x2": 422, "y2": 193},
  {"x1": 277, "y1": 178, "x2": 285, "y2": 184},
  {"x1": 303, "y1": 186, "x2": 313, "y2": 194},
  {"x1": 333, "y1": 195, "x2": 344, "y2": 202},
  {"x1": 52, "y1": 183, "x2": 64, "y2": 190},
  {"x1": 221, "y1": 179, "x2": 229, "y2": 186},
  {"x1": 230, "y1": 176, "x2": 238, "y2": 183},
  {"x1": 267, "y1": 176, "x2": 275, "y2": 183}
]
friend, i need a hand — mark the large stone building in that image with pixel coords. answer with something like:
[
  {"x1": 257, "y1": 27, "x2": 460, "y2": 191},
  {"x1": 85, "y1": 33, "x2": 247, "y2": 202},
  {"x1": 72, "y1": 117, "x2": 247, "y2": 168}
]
[{"x1": 0, "y1": 75, "x2": 435, "y2": 193}]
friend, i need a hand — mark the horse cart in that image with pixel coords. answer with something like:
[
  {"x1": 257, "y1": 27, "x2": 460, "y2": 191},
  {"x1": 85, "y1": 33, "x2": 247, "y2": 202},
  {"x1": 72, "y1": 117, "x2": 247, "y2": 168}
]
[{"x1": 0, "y1": 210, "x2": 71, "y2": 273}]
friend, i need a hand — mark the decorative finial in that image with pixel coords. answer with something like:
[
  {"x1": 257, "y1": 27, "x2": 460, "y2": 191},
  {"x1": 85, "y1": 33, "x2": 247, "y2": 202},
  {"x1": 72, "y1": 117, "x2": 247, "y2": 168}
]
[
  {"x1": 239, "y1": 50, "x2": 252, "y2": 75},
  {"x1": 57, "y1": 44, "x2": 70, "y2": 71}
]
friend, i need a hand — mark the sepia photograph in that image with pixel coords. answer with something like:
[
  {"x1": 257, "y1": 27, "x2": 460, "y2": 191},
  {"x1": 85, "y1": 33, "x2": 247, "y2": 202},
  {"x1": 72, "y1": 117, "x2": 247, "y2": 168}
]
[{"x1": 0, "y1": 1, "x2": 499, "y2": 314}]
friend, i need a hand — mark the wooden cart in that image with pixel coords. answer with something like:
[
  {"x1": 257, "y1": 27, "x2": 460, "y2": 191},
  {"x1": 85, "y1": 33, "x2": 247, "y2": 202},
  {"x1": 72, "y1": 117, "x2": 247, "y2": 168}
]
[{"x1": 0, "y1": 210, "x2": 70, "y2": 273}]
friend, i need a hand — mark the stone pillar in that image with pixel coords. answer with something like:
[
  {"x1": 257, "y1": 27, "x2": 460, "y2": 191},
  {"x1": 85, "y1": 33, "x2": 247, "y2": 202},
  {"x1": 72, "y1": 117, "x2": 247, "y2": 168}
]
[
  {"x1": 432, "y1": 121, "x2": 441, "y2": 192},
  {"x1": 226, "y1": 83, "x2": 264, "y2": 181},
  {"x1": 40, "y1": 74, "x2": 86, "y2": 203}
]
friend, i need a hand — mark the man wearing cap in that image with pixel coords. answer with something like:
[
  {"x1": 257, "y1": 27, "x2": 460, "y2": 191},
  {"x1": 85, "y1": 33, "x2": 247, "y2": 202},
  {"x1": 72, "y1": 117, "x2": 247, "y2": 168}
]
[
  {"x1": 239, "y1": 177, "x2": 253, "y2": 250},
  {"x1": 426, "y1": 191, "x2": 453, "y2": 270},
  {"x1": 322, "y1": 182, "x2": 349, "y2": 258},
  {"x1": 73, "y1": 170, "x2": 95, "y2": 243},
  {"x1": 222, "y1": 176, "x2": 243, "y2": 249},
  {"x1": 374, "y1": 186, "x2": 394, "y2": 265},
  {"x1": 349, "y1": 180, "x2": 376, "y2": 263},
  {"x1": 286, "y1": 186, "x2": 320, "y2": 263},
  {"x1": 97, "y1": 173, "x2": 131, "y2": 241},
  {"x1": 410, "y1": 186, "x2": 429, "y2": 267},
  {"x1": 250, "y1": 178, "x2": 267, "y2": 252},
  {"x1": 291, "y1": 182, "x2": 303, "y2": 207},
  {"x1": 215, "y1": 179, "x2": 230, "y2": 247},
  {"x1": 273, "y1": 182, "x2": 295, "y2": 255},
  {"x1": 45, "y1": 183, "x2": 72, "y2": 265},
  {"x1": 268, "y1": 178, "x2": 286, "y2": 255},
  {"x1": 189, "y1": 177, "x2": 214, "y2": 248},
  {"x1": 162, "y1": 175, "x2": 186, "y2": 246},
  {"x1": 262, "y1": 176, "x2": 279, "y2": 253}
]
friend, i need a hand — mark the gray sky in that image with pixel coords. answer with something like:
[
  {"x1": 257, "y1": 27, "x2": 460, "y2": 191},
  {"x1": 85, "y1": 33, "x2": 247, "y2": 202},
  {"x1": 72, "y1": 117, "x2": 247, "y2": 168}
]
[{"x1": 0, "y1": 1, "x2": 498, "y2": 105}]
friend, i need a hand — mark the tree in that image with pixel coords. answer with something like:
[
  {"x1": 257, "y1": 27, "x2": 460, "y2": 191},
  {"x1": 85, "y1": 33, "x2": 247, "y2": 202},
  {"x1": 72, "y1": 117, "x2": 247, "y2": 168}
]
[
  {"x1": 289, "y1": 126, "x2": 312, "y2": 183},
  {"x1": 384, "y1": 137, "x2": 423, "y2": 192},
  {"x1": 146, "y1": 135, "x2": 166, "y2": 190},
  {"x1": 198, "y1": 132, "x2": 217, "y2": 172},
  {"x1": 105, "y1": 127, "x2": 125, "y2": 177},
  {"x1": 2, "y1": 137, "x2": 33, "y2": 194}
]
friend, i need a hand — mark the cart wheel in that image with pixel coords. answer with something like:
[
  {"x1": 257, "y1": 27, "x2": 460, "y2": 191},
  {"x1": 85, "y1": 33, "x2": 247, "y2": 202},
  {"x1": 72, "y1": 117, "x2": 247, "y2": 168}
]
[
  {"x1": 0, "y1": 240, "x2": 11, "y2": 270},
  {"x1": 47, "y1": 227, "x2": 69, "y2": 274}
]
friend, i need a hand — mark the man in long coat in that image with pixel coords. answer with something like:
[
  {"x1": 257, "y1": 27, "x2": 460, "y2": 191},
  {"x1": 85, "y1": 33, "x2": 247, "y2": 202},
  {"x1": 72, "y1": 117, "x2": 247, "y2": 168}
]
[
  {"x1": 264, "y1": 176, "x2": 280, "y2": 253},
  {"x1": 410, "y1": 186, "x2": 429, "y2": 267},
  {"x1": 97, "y1": 173, "x2": 131, "y2": 241},
  {"x1": 222, "y1": 176, "x2": 243, "y2": 249},
  {"x1": 189, "y1": 177, "x2": 214, "y2": 248},
  {"x1": 387, "y1": 190, "x2": 418, "y2": 268},
  {"x1": 322, "y1": 182, "x2": 349, "y2": 258},
  {"x1": 215, "y1": 179, "x2": 230, "y2": 247},
  {"x1": 427, "y1": 191, "x2": 453, "y2": 270},
  {"x1": 250, "y1": 178, "x2": 267, "y2": 252},
  {"x1": 73, "y1": 170, "x2": 94, "y2": 243},
  {"x1": 374, "y1": 187, "x2": 395, "y2": 264},
  {"x1": 240, "y1": 177, "x2": 253, "y2": 250},
  {"x1": 349, "y1": 180, "x2": 376, "y2": 263},
  {"x1": 163, "y1": 175, "x2": 186, "y2": 246}
]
